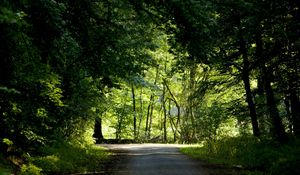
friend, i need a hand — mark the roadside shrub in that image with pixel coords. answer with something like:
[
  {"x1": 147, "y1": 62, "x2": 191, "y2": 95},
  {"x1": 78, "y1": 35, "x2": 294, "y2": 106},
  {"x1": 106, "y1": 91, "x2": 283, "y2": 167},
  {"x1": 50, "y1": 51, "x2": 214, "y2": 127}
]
[{"x1": 19, "y1": 163, "x2": 42, "y2": 175}]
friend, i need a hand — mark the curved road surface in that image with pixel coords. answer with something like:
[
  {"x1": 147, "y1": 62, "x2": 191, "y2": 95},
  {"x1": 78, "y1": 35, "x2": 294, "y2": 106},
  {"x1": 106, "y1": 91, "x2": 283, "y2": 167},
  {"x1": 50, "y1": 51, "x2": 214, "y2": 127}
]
[{"x1": 101, "y1": 144, "x2": 209, "y2": 175}]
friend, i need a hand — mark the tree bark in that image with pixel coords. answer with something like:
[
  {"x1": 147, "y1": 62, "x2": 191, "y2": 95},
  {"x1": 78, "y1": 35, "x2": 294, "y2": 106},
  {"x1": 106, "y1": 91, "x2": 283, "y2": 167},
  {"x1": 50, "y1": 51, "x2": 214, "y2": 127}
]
[
  {"x1": 189, "y1": 64, "x2": 197, "y2": 141},
  {"x1": 137, "y1": 88, "x2": 143, "y2": 138},
  {"x1": 238, "y1": 23, "x2": 260, "y2": 137},
  {"x1": 262, "y1": 64, "x2": 288, "y2": 143},
  {"x1": 132, "y1": 85, "x2": 137, "y2": 139},
  {"x1": 241, "y1": 54, "x2": 260, "y2": 137},
  {"x1": 93, "y1": 117, "x2": 104, "y2": 143},
  {"x1": 162, "y1": 83, "x2": 167, "y2": 142},
  {"x1": 145, "y1": 95, "x2": 153, "y2": 134},
  {"x1": 289, "y1": 81, "x2": 300, "y2": 137},
  {"x1": 168, "y1": 99, "x2": 176, "y2": 142},
  {"x1": 148, "y1": 102, "x2": 154, "y2": 139}
]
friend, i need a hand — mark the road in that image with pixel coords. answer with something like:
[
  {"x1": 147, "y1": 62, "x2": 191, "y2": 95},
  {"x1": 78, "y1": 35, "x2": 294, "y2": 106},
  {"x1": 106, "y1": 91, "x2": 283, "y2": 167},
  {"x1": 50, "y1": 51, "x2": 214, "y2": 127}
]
[{"x1": 101, "y1": 144, "x2": 209, "y2": 175}]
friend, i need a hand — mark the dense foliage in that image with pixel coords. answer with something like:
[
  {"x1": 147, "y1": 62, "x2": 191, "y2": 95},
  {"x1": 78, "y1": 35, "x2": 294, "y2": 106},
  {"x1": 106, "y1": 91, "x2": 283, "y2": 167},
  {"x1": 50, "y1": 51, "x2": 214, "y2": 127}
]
[{"x1": 0, "y1": 0, "x2": 299, "y2": 174}]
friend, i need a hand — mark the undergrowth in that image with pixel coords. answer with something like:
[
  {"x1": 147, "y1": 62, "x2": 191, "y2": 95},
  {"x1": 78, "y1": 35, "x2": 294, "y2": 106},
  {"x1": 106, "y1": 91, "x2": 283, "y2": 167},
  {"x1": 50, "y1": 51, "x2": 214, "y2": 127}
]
[
  {"x1": 27, "y1": 142, "x2": 109, "y2": 175},
  {"x1": 4, "y1": 141, "x2": 110, "y2": 175},
  {"x1": 181, "y1": 136, "x2": 300, "y2": 175},
  {"x1": 0, "y1": 153, "x2": 14, "y2": 175}
]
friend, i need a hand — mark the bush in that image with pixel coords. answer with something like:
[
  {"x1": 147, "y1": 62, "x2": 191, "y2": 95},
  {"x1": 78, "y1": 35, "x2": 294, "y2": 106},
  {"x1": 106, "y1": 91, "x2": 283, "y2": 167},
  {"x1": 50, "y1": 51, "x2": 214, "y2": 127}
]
[{"x1": 20, "y1": 164, "x2": 42, "y2": 175}]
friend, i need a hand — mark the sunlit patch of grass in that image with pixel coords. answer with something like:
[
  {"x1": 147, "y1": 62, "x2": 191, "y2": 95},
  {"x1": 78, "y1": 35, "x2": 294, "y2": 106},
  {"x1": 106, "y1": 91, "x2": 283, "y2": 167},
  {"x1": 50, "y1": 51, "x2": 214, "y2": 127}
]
[{"x1": 29, "y1": 142, "x2": 110, "y2": 174}]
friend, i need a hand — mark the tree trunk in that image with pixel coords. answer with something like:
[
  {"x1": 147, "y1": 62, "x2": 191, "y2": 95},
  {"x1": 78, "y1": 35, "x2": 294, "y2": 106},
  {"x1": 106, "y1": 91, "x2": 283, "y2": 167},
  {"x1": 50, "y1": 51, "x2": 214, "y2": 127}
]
[
  {"x1": 137, "y1": 88, "x2": 143, "y2": 138},
  {"x1": 145, "y1": 95, "x2": 153, "y2": 134},
  {"x1": 189, "y1": 64, "x2": 197, "y2": 141},
  {"x1": 168, "y1": 99, "x2": 176, "y2": 142},
  {"x1": 255, "y1": 26, "x2": 287, "y2": 142},
  {"x1": 163, "y1": 79, "x2": 180, "y2": 142},
  {"x1": 132, "y1": 85, "x2": 137, "y2": 139},
  {"x1": 93, "y1": 117, "x2": 104, "y2": 143},
  {"x1": 241, "y1": 56, "x2": 260, "y2": 137},
  {"x1": 262, "y1": 64, "x2": 288, "y2": 143},
  {"x1": 289, "y1": 82, "x2": 300, "y2": 137},
  {"x1": 148, "y1": 102, "x2": 154, "y2": 138},
  {"x1": 162, "y1": 83, "x2": 167, "y2": 142},
  {"x1": 255, "y1": 71, "x2": 268, "y2": 134},
  {"x1": 238, "y1": 24, "x2": 260, "y2": 137}
]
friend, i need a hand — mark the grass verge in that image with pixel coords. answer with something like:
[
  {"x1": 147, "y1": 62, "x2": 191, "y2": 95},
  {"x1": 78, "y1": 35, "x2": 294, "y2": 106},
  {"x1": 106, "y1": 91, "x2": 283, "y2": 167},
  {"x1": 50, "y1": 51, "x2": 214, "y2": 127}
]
[
  {"x1": 180, "y1": 136, "x2": 300, "y2": 175},
  {"x1": 19, "y1": 142, "x2": 110, "y2": 175}
]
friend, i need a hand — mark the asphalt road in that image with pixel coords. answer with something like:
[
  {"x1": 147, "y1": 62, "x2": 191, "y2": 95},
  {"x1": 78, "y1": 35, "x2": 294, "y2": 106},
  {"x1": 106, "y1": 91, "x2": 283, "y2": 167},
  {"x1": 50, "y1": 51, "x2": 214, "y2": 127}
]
[{"x1": 101, "y1": 144, "x2": 209, "y2": 175}]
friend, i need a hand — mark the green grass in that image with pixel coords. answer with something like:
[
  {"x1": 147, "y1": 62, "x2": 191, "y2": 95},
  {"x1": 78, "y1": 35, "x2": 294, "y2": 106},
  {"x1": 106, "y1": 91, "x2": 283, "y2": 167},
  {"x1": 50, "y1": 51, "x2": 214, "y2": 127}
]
[
  {"x1": 1, "y1": 141, "x2": 110, "y2": 175},
  {"x1": 24, "y1": 142, "x2": 110, "y2": 175},
  {"x1": 181, "y1": 137, "x2": 300, "y2": 175}
]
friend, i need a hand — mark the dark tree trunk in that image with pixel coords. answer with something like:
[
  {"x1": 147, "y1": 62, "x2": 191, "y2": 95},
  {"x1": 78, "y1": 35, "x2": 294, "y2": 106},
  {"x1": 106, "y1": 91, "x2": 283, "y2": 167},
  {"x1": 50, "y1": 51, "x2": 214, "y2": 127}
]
[
  {"x1": 162, "y1": 83, "x2": 167, "y2": 143},
  {"x1": 238, "y1": 24, "x2": 260, "y2": 137},
  {"x1": 132, "y1": 85, "x2": 137, "y2": 139},
  {"x1": 288, "y1": 58, "x2": 300, "y2": 137},
  {"x1": 137, "y1": 88, "x2": 143, "y2": 138},
  {"x1": 241, "y1": 53, "x2": 260, "y2": 137},
  {"x1": 262, "y1": 65, "x2": 288, "y2": 143},
  {"x1": 93, "y1": 117, "x2": 104, "y2": 143},
  {"x1": 289, "y1": 84, "x2": 300, "y2": 137},
  {"x1": 145, "y1": 94, "x2": 153, "y2": 135}
]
